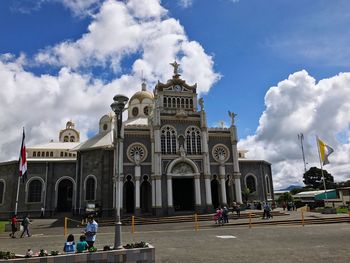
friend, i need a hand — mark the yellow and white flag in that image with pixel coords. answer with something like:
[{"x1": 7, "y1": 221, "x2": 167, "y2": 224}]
[{"x1": 317, "y1": 137, "x2": 334, "y2": 165}]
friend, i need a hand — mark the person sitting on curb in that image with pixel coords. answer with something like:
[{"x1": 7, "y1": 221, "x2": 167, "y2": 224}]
[
  {"x1": 63, "y1": 234, "x2": 76, "y2": 253},
  {"x1": 76, "y1": 235, "x2": 89, "y2": 253}
]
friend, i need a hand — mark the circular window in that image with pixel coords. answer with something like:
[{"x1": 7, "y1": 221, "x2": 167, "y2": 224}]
[
  {"x1": 127, "y1": 143, "x2": 148, "y2": 163},
  {"x1": 212, "y1": 144, "x2": 230, "y2": 163},
  {"x1": 103, "y1": 124, "x2": 108, "y2": 131},
  {"x1": 144, "y1": 106, "x2": 149, "y2": 115},
  {"x1": 132, "y1": 107, "x2": 139, "y2": 117}
]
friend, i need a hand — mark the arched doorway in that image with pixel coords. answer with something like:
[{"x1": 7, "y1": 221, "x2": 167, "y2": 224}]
[
  {"x1": 211, "y1": 179, "x2": 219, "y2": 209},
  {"x1": 171, "y1": 162, "x2": 195, "y2": 211},
  {"x1": 140, "y1": 177, "x2": 152, "y2": 214},
  {"x1": 57, "y1": 179, "x2": 73, "y2": 212},
  {"x1": 124, "y1": 177, "x2": 134, "y2": 214}
]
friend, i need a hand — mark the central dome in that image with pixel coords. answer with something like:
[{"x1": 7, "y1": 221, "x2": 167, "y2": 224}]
[{"x1": 129, "y1": 90, "x2": 154, "y2": 103}]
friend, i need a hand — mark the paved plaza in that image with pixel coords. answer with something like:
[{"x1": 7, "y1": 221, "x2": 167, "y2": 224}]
[{"x1": 1, "y1": 210, "x2": 349, "y2": 262}]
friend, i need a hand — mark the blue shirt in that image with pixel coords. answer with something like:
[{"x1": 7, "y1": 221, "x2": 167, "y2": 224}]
[{"x1": 85, "y1": 220, "x2": 98, "y2": 242}]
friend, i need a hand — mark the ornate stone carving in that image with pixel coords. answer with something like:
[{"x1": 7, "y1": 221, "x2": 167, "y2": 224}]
[
  {"x1": 228, "y1": 111, "x2": 237, "y2": 126},
  {"x1": 171, "y1": 162, "x2": 194, "y2": 175},
  {"x1": 198, "y1": 98, "x2": 204, "y2": 111}
]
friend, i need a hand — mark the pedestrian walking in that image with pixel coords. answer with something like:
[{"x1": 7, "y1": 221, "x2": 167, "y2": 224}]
[
  {"x1": 20, "y1": 214, "x2": 31, "y2": 238},
  {"x1": 84, "y1": 215, "x2": 98, "y2": 248},
  {"x1": 223, "y1": 206, "x2": 229, "y2": 223},
  {"x1": 9, "y1": 214, "x2": 17, "y2": 238}
]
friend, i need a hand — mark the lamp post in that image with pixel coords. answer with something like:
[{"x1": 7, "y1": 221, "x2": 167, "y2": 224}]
[{"x1": 110, "y1": 94, "x2": 129, "y2": 249}]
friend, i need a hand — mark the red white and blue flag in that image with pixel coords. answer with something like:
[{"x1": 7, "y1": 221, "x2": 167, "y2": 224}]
[{"x1": 19, "y1": 128, "x2": 28, "y2": 182}]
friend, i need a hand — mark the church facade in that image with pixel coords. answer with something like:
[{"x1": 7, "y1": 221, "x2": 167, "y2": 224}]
[{"x1": 0, "y1": 64, "x2": 273, "y2": 218}]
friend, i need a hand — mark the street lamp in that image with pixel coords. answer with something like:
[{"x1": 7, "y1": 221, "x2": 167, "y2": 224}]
[{"x1": 110, "y1": 94, "x2": 129, "y2": 249}]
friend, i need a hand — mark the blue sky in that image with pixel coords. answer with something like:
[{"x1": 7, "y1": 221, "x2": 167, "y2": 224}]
[{"x1": 0, "y1": 0, "x2": 350, "y2": 189}]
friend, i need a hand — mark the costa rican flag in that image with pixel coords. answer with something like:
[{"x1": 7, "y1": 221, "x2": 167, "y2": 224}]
[{"x1": 19, "y1": 128, "x2": 28, "y2": 182}]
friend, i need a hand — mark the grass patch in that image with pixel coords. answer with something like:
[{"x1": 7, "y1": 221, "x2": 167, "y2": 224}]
[
  {"x1": 0, "y1": 221, "x2": 7, "y2": 233},
  {"x1": 336, "y1": 207, "x2": 349, "y2": 214}
]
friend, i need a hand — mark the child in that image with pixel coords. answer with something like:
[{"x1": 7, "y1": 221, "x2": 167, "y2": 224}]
[
  {"x1": 76, "y1": 235, "x2": 88, "y2": 253},
  {"x1": 63, "y1": 234, "x2": 76, "y2": 253}
]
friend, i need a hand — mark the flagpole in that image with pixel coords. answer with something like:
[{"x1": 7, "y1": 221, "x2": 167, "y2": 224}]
[
  {"x1": 316, "y1": 136, "x2": 328, "y2": 207},
  {"x1": 14, "y1": 175, "x2": 21, "y2": 215}
]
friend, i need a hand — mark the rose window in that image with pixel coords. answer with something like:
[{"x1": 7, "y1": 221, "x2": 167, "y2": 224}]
[
  {"x1": 127, "y1": 143, "x2": 147, "y2": 163},
  {"x1": 212, "y1": 144, "x2": 230, "y2": 163}
]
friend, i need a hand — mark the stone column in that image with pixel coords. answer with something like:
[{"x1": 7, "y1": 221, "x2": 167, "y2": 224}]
[
  {"x1": 200, "y1": 104, "x2": 212, "y2": 210},
  {"x1": 167, "y1": 175, "x2": 173, "y2": 208},
  {"x1": 135, "y1": 165, "x2": 141, "y2": 215},
  {"x1": 155, "y1": 175, "x2": 162, "y2": 211},
  {"x1": 230, "y1": 125, "x2": 243, "y2": 204},
  {"x1": 194, "y1": 174, "x2": 201, "y2": 209},
  {"x1": 204, "y1": 175, "x2": 212, "y2": 206},
  {"x1": 219, "y1": 165, "x2": 227, "y2": 205}
]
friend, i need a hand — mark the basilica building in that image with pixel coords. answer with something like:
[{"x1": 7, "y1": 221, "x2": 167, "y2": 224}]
[{"x1": 0, "y1": 63, "x2": 273, "y2": 218}]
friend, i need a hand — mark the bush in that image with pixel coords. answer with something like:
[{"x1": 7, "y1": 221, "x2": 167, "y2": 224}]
[
  {"x1": 336, "y1": 207, "x2": 349, "y2": 213},
  {"x1": 0, "y1": 251, "x2": 16, "y2": 259},
  {"x1": 124, "y1": 241, "x2": 148, "y2": 249},
  {"x1": 88, "y1": 246, "x2": 97, "y2": 252}
]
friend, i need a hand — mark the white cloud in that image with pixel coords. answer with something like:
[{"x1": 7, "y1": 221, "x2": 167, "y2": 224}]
[
  {"x1": 58, "y1": 0, "x2": 104, "y2": 17},
  {"x1": 0, "y1": 0, "x2": 219, "y2": 162},
  {"x1": 178, "y1": 0, "x2": 193, "y2": 8},
  {"x1": 239, "y1": 70, "x2": 350, "y2": 189}
]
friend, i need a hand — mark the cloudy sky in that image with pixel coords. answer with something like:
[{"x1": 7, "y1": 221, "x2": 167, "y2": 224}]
[{"x1": 0, "y1": 0, "x2": 350, "y2": 189}]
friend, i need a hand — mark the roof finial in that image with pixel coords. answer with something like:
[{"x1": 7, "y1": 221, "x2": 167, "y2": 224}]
[
  {"x1": 141, "y1": 70, "x2": 146, "y2": 91},
  {"x1": 170, "y1": 61, "x2": 180, "y2": 76}
]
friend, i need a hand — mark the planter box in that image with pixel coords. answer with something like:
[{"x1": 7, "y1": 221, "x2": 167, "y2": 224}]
[
  {"x1": 322, "y1": 208, "x2": 337, "y2": 214},
  {"x1": 0, "y1": 245, "x2": 155, "y2": 263}
]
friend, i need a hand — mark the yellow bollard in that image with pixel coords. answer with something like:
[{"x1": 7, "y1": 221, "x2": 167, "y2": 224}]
[
  {"x1": 301, "y1": 211, "x2": 304, "y2": 227},
  {"x1": 64, "y1": 217, "x2": 68, "y2": 236},
  {"x1": 194, "y1": 213, "x2": 198, "y2": 231},
  {"x1": 249, "y1": 212, "x2": 252, "y2": 228},
  {"x1": 131, "y1": 216, "x2": 135, "y2": 234}
]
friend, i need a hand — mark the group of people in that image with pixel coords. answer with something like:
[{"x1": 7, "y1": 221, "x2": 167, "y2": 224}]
[
  {"x1": 9, "y1": 214, "x2": 31, "y2": 238},
  {"x1": 214, "y1": 203, "x2": 242, "y2": 225},
  {"x1": 63, "y1": 215, "x2": 98, "y2": 253}
]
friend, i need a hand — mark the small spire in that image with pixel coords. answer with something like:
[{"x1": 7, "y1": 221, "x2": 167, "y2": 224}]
[{"x1": 141, "y1": 82, "x2": 146, "y2": 91}]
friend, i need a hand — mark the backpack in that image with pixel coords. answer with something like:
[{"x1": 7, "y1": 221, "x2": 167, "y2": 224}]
[{"x1": 64, "y1": 242, "x2": 76, "y2": 253}]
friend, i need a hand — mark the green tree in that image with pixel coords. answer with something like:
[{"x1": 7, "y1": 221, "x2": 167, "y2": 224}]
[
  {"x1": 303, "y1": 167, "x2": 335, "y2": 189},
  {"x1": 277, "y1": 192, "x2": 293, "y2": 205},
  {"x1": 241, "y1": 187, "x2": 253, "y2": 203}
]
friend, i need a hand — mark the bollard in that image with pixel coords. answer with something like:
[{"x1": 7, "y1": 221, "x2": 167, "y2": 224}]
[
  {"x1": 301, "y1": 211, "x2": 304, "y2": 227},
  {"x1": 194, "y1": 213, "x2": 198, "y2": 231},
  {"x1": 249, "y1": 212, "x2": 252, "y2": 228},
  {"x1": 64, "y1": 217, "x2": 68, "y2": 236},
  {"x1": 131, "y1": 216, "x2": 135, "y2": 234}
]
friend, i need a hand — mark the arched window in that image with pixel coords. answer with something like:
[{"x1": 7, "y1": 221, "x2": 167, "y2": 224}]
[
  {"x1": 28, "y1": 180, "x2": 42, "y2": 203},
  {"x1": 41, "y1": 152, "x2": 45, "y2": 157},
  {"x1": 70, "y1": 136, "x2": 75, "y2": 142},
  {"x1": 60, "y1": 152, "x2": 63, "y2": 157},
  {"x1": 33, "y1": 152, "x2": 36, "y2": 157},
  {"x1": 246, "y1": 175, "x2": 256, "y2": 193},
  {"x1": 46, "y1": 152, "x2": 49, "y2": 157},
  {"x1": 50, "y1": 152, "x2": 53, "y2": 157},
  {"x1": 181, "y1": 98, "x2": 184, "y2": 108},
  {"x1": 0, "y1": 180, "x2": 4, "y2": 204},
  {"x1": 64, "y1": 136, "x2": 69, "y2": 142},
  {"x1": 37, "y1": 152, "x2": 41, "y2": 157},
  {"x1": 85, "y1": 177, "x2": 96, "y2": 201},
  {"x1": 185, "y1": 126, "x2": 201, "y2": 154},
  {"x1": 163, "y1": 97, "x2": 167, "y2": 107},
  {"x1": 161, "y1": 126, "x2": 177, "y2": 154}
]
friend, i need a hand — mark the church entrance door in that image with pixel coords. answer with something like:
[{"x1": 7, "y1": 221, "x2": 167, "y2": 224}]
[
  {"x1": 140, "y1": 181, "x2": 151, "y2": 214},
  {"x1": 172, "y1": 178, "x2": 194, "y2": 211},
  {"x1": 57, "y1": 179, "x2": 73, "y2": 212},
  {"x1": 124, "y1": 180, "x2": 134, "y2": 214},
  {"x1": 211, "y1": 180, "x2": 219, "y2": 209}
]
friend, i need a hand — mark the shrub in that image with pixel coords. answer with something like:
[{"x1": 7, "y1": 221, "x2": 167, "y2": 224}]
[
  {"x1": 0, "y1": 251, "x2": 16, "y2": 259},
  {"x1": 88, "y1": 246, "x2": 97, "y2": 252},
  {"x1": 124, "y1": 241, "x2": 148, "y2": 249}
]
